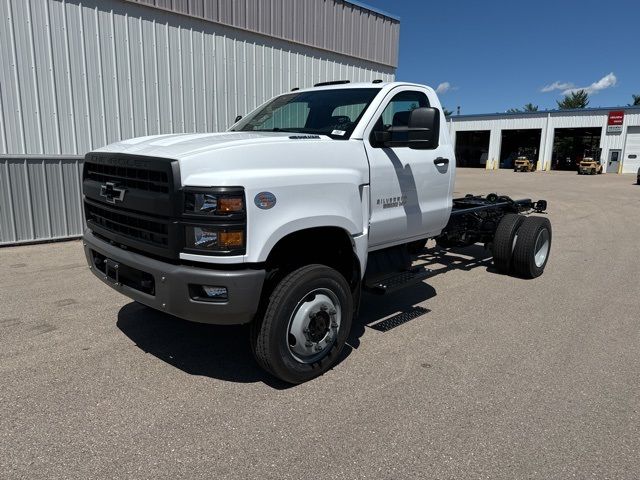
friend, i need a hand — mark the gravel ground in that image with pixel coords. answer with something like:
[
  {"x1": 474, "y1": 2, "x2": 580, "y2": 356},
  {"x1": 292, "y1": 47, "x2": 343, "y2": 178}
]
[{"x1": 1, "y1": 169, "x2": 639, "y2": 479}]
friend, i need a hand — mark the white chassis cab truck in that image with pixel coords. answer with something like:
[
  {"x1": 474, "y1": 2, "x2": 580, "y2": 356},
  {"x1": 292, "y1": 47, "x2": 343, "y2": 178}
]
[{"x1": 83, "y1": 81, "x2": 551, "y2": 383}]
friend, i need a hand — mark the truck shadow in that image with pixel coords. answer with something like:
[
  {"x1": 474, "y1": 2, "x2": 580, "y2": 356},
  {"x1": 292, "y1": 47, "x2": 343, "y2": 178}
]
[
  {"x1": 347, "y1": 243, "x2": 493, "y2": 349},
  {"x1": 415, "y1": 243, "x2": 495, "y2": 274},
  {"x1": 116, "y1": 302, "x2": 291, "y2": 389},
  {"x1": 116, "y1": 244, "x2": 492, "y2": 388},
  {"x1": 348, "y1": 283, "x2": 436, "y2": 350}
]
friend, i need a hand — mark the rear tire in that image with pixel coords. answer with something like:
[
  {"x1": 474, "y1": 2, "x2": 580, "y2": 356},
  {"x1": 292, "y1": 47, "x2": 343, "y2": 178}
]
[
  {"x1": 492, "y1": 213, "x2": 525, "y2": 273},
  {"x1": 250, "y1": 264, "x2": 353, "y2": 384},
  {"x1": 512, "y1": 217, "x2": 552, "y2": 279}
]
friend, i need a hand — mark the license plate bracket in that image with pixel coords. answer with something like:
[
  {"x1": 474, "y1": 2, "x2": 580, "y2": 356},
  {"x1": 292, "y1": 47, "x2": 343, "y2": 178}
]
[{"x1": 104, "y1": 258, "x2": 120, "y2": 284}]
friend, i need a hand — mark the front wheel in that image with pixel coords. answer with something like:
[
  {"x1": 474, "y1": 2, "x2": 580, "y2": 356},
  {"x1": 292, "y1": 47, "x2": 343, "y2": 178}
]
[{"x1": 250, "y1": 264, "x2": 353, "y2": 384}]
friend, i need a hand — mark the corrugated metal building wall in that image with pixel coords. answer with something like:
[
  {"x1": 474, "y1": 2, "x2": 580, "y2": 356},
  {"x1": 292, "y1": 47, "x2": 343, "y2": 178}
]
[{"x1": 0, "y1": 0, "x2": 399, "y2": 245}]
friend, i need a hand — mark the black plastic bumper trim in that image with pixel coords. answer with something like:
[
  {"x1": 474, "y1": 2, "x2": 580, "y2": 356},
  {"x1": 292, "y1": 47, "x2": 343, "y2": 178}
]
[{"x1": 83, "y1": 230, "x2": 265, "y2": 325}]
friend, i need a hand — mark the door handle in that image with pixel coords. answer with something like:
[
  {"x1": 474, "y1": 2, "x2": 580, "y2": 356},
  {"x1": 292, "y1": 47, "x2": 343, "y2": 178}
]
[{"x1": 434, "y1": 157, "x2": 449, "y2": 166}]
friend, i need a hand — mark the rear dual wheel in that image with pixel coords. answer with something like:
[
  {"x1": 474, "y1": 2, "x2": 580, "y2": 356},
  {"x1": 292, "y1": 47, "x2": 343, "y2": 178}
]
[
  {"x1": 512, "y1": 217, "x2": 552, "y2": 278},
  {"x1": 492, "y1": 215, "x2": 552, "y2": 278},
  {"x1": 492, "y1": 214, "x2": 525, "y2": 273}
]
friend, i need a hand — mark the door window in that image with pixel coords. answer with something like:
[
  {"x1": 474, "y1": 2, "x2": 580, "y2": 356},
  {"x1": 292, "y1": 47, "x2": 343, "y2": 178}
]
[{"x1": 370, "y1": 90, "x2": 429, "y2": 147}]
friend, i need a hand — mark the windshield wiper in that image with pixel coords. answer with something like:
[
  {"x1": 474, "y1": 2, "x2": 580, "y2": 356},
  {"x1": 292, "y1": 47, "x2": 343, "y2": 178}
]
[{"x1": 249, "y1": 128, "x2": 295, "y2": 133}]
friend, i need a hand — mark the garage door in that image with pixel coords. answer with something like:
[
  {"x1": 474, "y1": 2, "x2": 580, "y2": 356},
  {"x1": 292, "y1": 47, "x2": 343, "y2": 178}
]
[{"x1": 622, "y1": 126, "x2": 640, "y2": 173}]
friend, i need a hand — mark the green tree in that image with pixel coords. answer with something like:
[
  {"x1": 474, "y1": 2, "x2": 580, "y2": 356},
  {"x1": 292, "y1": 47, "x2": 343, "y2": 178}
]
[
  {"x1": 507, "y1": 103, "x2": 539, "y2": 113},
  {"x1": 557, "y1": 90, "x2": 589, "y2": 109},
  {"x1": 443, "y1": 107, "x2": 454, "y2": 117},
  {"x1": 629, "y1": 94, "x2": 640, "y2": 106}
]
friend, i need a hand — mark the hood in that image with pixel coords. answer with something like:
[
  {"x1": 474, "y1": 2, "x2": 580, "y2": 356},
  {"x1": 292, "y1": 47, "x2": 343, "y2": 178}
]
[
  {"x1": 93, "y1": 131, "x2": 331, "y2": 159},
  {"x1": 90, "y1": 131, "x2": 369, "y2": 189}
]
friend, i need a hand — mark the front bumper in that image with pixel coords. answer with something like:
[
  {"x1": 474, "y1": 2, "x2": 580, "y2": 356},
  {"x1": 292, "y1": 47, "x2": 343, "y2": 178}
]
[{"x1": 83, "y1": 230, "x2": 265, "y2": 325}]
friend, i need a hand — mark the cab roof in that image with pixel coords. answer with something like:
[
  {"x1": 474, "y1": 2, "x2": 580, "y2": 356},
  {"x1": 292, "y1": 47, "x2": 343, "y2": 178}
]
[{"x1": 290, "y1": 81, "x2": 433, "y2": 94}]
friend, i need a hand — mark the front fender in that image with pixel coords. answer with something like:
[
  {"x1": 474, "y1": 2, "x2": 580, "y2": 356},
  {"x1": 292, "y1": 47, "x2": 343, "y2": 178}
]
[{"x1": 254, "y1": 216, "x2": 360, "y2": 263}]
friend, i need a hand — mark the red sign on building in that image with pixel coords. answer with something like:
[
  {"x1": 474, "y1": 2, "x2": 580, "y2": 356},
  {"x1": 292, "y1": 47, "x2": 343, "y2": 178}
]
[
  {"x1": 608, "y1": 111, "x2": 624, "y2": 125},
  {"x1": 607, "y1": 111, "x2": 624, "y2": 134}
]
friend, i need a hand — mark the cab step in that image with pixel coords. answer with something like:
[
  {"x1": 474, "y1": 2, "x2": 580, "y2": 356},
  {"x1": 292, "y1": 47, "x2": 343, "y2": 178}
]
[{"x1": 364, "y1": 266, "x2": 432, "y2": 295}]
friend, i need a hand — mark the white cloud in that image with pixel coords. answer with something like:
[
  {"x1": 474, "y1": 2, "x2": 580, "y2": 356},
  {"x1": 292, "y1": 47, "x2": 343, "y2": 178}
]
[
  {"x1": 541, "y1": 73, "x2": 618, "y2": 95},
  {"x1": 563, "y1": 72, "x2": 617, "y2": 95},
  {"x1": 435, "y1": 82, "x2": 457, "y2": 94},
  {"x1": 541, "y1": 81, "x2": 575, "y2": 93}
]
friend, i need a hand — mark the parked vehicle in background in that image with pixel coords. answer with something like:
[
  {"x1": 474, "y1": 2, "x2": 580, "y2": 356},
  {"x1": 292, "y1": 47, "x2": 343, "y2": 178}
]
[
  {"x1": 578, "y1": 150, "x2": 603, "y2": 175},
  {"x1": 637, "y1": 166, "x2": 640, "y2": 184},
  {"x1": 513, "y1": 148, "x2": 537, "y2": 172},
  {"x1": 82, "y1": 81, "x2": 552, "y2": 383},
  {"x1": 514, "y1": 156, "x2": 536, "y2": 172}
]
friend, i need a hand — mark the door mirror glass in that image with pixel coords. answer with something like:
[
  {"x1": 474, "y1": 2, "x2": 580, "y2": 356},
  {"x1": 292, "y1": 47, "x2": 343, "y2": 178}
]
[{"x1": 407, "y1": 107, "x2": 440, "y2": 150}]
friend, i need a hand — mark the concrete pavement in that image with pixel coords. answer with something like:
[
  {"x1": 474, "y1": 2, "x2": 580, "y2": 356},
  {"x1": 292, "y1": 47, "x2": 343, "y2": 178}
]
[{"x1": 1, "y1": 169, "x2": 639, "y2": 479}]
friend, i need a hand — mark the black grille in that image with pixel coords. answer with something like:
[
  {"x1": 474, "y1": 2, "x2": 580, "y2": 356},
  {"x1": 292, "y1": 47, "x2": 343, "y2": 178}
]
[
  {"x1": 84, "y1": 161, "x2": 169, "y2": 193},
  {"x1": 85, "y1": 202, "x2": 169, "y2": 248}
]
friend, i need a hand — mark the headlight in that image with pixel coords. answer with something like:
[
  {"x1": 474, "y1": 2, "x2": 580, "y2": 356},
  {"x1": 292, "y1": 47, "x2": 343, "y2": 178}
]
[
  {"x1": 184, "y1": 192, "x2": 244, "y2": 215},
  {"x1": 185, "y1": 226, "x2": 245, "y2": 253}
]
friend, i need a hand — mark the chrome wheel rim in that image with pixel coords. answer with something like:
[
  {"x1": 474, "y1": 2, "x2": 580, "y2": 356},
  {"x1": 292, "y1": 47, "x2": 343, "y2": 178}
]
[
  {"x1": 286, "y1": 288, "x2": 341, "y2": 364},
  {"x1": 534, "y1": 228, "x2": 550, "y2": 268}
]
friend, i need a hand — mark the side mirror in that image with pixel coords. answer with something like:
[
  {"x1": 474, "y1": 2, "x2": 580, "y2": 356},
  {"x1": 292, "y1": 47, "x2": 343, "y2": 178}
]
[
  {"x1": 407, "y1": 107, "x2": 440, "y2": 150},
  {"x1": 375, "y1": 107, "x2": 440, "y2": 149},
  {"x1": 234, "y1": 115, "x2": 242, "y2": 123}
]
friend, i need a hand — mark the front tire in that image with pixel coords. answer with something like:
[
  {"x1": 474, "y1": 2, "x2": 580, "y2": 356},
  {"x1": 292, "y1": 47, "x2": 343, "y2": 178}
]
[{"x1": 250, "y1": 264, "x2": 353, "y2": 384}]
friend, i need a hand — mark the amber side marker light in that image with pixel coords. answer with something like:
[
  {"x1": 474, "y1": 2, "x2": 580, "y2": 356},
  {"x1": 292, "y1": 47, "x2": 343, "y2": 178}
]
[
  {"x1": 219, "y1": 231, "x2": 244, "y2": 249},
  {"x1": 218, "y1": 197, "x2": 244, "y2": 213}
]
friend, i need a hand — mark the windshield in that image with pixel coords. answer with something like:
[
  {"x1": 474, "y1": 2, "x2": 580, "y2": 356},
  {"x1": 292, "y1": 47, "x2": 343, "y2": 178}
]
[{"x1": 231, "y1": 88, "x2": 381, "y2": 139}]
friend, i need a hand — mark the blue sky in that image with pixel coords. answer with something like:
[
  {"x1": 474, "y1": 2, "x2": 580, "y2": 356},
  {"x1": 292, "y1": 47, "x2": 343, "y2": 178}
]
[{"x1": 361, "y1": 0, "x2": 640, "y2": 114}]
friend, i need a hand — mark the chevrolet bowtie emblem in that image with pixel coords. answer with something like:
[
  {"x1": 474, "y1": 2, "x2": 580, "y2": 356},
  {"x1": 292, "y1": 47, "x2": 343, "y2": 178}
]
[{"x1": 100, "y1": 182, "x2": 126, "y2": 204}]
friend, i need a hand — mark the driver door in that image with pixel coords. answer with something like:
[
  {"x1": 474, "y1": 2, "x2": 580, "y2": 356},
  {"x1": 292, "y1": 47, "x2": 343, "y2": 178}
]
[{"x1": 364, "y1": 87, "x2": 453, "y2": 248}]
